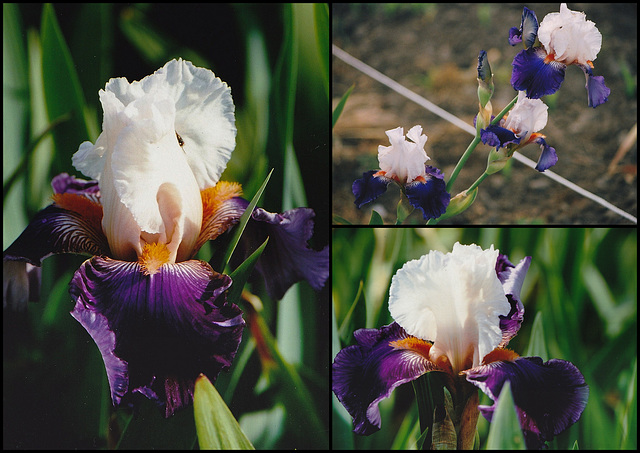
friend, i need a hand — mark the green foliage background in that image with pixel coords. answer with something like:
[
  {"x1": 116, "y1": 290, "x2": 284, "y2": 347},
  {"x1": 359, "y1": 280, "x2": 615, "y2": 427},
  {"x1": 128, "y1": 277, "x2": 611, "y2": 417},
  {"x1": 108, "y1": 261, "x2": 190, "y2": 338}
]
[
  {"x1": 332, "y1": 227, "x2": 637, "y2": 450},
  {"x1": 3, "y1": 3, "x2": 329, "y2": 449}
]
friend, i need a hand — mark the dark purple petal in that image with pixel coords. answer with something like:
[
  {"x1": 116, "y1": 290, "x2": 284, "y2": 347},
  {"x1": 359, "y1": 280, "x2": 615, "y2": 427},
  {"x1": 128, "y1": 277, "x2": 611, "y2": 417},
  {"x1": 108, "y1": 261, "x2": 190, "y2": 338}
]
[
  {"x1": 511, "y1": 47, "x2": 566, "y2": 99},
  {"x1": 3, "y1": 202, "x2": 109, "y2": 266},
  {"x1": 249, "y1": 207, "x2": 329, "y2": 300},
  {"x1": 495, "y1": 255, "x2": 531, "y2": 347},
  {"x1": 403, "y1": 166, "x2": 450, "y2": 221},
  {"x1": 508, "y1": 27, "x2": 522, "y2": 46},
  {"x1": 51, "y1": 172, "x2": 100, "y2": 196},
  {"x1": 533, "y1": 137, "x2": 558, "y2": 172},
  {"x1": 480, "y1": 125, "x2": 521, "y2": 149},
  {"x1": 333, "y1": 322, "x2": 437, "y2": 435},
  {"x1": 352, "y1": 170, "x2": 390, "y2": 208},
  {"x1": 464, "y1": 356, "x2": 589, "y2": 449},
  {"x1": 69, "y1": 256, "x2": 244, "y2": 417}
]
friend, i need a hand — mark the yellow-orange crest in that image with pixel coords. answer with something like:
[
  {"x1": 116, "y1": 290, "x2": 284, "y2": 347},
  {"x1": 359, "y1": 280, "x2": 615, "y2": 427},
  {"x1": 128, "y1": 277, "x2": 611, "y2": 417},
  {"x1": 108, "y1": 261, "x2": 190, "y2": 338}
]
[{"x1": 139, "y1": 242, "x2": 171, "y2": 275}]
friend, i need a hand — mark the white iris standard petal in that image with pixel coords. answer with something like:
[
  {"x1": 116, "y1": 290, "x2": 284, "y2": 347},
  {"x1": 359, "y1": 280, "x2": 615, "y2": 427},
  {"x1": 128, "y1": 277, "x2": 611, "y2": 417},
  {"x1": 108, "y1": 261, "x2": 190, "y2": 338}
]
[
  {"x1": 99, "y1": 90, "x2": 203, "y2": 263},
  {"x1": 388, "y1": 242, "x2": 511, "y2": 375},
  {"x1": 73, "y1": 59, "x2": 235, "y2": 262}
]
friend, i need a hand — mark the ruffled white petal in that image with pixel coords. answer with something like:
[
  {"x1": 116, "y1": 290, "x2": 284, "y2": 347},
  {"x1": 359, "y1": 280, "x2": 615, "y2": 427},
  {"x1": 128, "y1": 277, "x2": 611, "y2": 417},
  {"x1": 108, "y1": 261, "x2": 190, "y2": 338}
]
[
  {"x1": 156, "y1": 59, "x2": 236, "y2": 189},
  {"x1": 377, "y1": 126, "x2": 429, "y2": 184},
  {"x1": 538, "y1": 3, "x2": 602, "y2": 65},
  {"x1": 388, "y1": 242, "x2": 510, "y2": 374}
]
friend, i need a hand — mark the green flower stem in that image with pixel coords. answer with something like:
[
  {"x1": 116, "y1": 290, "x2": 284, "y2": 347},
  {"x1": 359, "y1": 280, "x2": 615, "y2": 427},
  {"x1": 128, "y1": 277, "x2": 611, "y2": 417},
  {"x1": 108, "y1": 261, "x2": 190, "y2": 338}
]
[
  {"x1": 445, "y1": 94, "x2": 518, "y2": 193},
  {"x1": 466, "y1": 170, "x2": 490, "y2": 193},
  {"x1": 491, "y1": 94, "x2": 519, "y2": 125},
  {"x1": 445, "y1": 136, "x2": 481, "y2": 193}
]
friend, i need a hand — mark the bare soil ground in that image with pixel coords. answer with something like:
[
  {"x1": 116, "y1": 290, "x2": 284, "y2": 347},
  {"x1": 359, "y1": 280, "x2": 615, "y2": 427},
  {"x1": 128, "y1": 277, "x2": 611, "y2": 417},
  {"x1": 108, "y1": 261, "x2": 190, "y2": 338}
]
[{"x1": 332, "y1": 3, "x2": 637, "y2": 224}]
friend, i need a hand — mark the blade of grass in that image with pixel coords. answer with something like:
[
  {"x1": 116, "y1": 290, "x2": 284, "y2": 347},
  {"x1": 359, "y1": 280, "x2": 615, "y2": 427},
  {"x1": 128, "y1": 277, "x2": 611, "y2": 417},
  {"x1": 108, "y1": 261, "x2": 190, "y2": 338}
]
[
  {"x1": 332, "y1": 84, "x2": 354, "y2": 128},
  {"x1": 3, "y1": 3, "x2": 30, "y2": 247},
  {"x1": 620, "y1": 359, "x2": 637, "y2": 449},
  {"x1": 218, "y1": 168, "x2": 273, "y2": 274},
  {"x1": 227, "y1": 237, "x2": 268, "y2": 307},
  {"x1": 245, "y1": 304, "x2": 326, "y2": 447},
  {"x1": 194, "y1": 373, "x2": 255, "y2": 449},
  {"x1": 27, "y1": 27, "x2": 55, "y2": 212},
  {"x1": 41, "y1": 3, "x2": 96, "y2": 175},
  {"x1": 485, "y1": 381, "x2": 525, "y2": 449},
  {"x1": 314, "y1": 3, "x2": 329, "y2": 99},
  {"x1": 337, "y1": 280, "x2": 367, "y2": 344},
  {"x1": 525, "y1": 311, "x2": 549, "y2": 361}
]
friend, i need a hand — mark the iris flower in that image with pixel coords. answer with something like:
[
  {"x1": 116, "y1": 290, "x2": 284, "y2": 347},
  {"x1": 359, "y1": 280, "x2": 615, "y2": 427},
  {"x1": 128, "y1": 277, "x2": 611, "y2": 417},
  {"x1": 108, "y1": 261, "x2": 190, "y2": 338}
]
[
  {"x1": 509, "y1": 4, "x2": 610, "y2": 108},
  {"x1": 480, "y1": 91, "x2": 558, "y2": 171},
  {"x1": 352, "y1": 125, "x2": 450, "y2": 221},
  {"x1": 3, "y1": 59, "x2": 328, "y2": 417},
  {"x1": 332, "y1": 243, "x2": 588, "y2": 449}
]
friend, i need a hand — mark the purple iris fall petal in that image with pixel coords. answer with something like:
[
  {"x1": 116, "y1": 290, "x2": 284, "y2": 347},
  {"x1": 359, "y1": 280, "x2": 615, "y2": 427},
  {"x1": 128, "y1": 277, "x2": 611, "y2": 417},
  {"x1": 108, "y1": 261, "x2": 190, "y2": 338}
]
[
  {"x1": 69, "y1": 256, "x2": 245, "y2": 417},
  {"x1": 464, "y1": 356, "x2": 589, "y2": 449},
  {"x1": 71, "y1": 298, "x2": 129, "y2": 405},
  {"x1": 480, "y1": 125, "x2": 521, "y2": 149},
  {"x1": 534, "y1": 137, "x2": 559, "y2": 172},
  {"x1": 248, "y1": 206, "x2": 329, "y2": 300},
  {"x1": 583, "y1": 71, "x2": 611, "y2": 108},
  {"x1": 4, "y1": 173, "x2": 109, "y2": 266},
  {"x1": 3, "y1": 203, "x2": 109, "y2": 266},
  {"x1": 352, "y1": 170, "x2": 391, "y2": 209},
  {"x1": 403, "y1": 166, "x2": 450, "y2": 221},
  {"x1": 332, "y1": 322, "x2": 437, "y2": 435},
  {"x1": 511, "y1": 47, "x2": 566, "y2": 99}
]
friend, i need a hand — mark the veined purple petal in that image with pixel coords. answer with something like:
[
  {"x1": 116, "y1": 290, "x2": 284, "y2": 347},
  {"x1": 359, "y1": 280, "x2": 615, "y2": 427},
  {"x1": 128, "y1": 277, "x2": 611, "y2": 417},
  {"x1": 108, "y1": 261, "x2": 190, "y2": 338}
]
[
  {"x1": 464, "y1": 356, "x2": 589, "y2": 449},
  {"x1": 495, "y1": 255, "x2": 531, "y2": 347},
  {"x1": 533, "y1": 136, "x2": 558, "y2": 172},
  {"x1": 3, "y1": 202, "x2": 109, "y2": 266},
  {"x1": 249, "y1": 206, "x2": 329, "y2": 300},
  {"x1": 511, "y1": 47, "x2": 566, "y2": 99},
  {"x1": 403, "y1": 166, "x2": 450, "y2": 221},
  {"x1": 70, "y1": 256, "x2": 244, "y2": 417},
  {"x1": 332, "y1": 322, "x2": 437, "y2": 435},
  {"x1": 352, "y1": 170, "x2": 390, "y2": 208}
]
